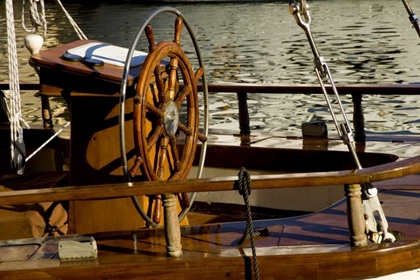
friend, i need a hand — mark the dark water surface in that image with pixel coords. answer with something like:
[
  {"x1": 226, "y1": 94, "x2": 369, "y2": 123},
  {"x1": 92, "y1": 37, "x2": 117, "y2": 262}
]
[{"x1": 1, "y1": 0, "x2": 420, "y2": 134}]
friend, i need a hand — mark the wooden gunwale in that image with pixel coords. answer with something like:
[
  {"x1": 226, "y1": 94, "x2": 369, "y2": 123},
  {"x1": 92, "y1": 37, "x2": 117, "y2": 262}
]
[
  {"x1": 0, "y1": 153, "x2": 419, "y2": 205},
  {"x1": 1, "y1": 240, "x2": 420, "y2": 280},
  {"x1": 1, "y1": 192, "x2": 420, "y2": 279}
]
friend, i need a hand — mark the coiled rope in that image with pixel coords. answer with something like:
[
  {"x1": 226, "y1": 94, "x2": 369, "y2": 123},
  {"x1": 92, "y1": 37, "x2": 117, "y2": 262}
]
[{"x1": 236, "y1": 167, "x2": 260, "y2": 280}]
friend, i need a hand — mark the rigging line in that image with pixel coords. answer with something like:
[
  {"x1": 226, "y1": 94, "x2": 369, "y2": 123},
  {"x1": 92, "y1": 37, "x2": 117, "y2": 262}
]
[
  {"x1": 53, "y1": 0, "x2": 88, "y2": 40},
  {"x1": 22, "y1": 0, "x2": 47, "y2": 37},
  {"x1": 6, "y1": 0, "x2": 26, "y2": 174},
  {"x1": 23, "y1": 0, "x2": 87, "y2": 162},
  {"x1": 26, "y1": 122, "x2": 71, "y2": 162}
]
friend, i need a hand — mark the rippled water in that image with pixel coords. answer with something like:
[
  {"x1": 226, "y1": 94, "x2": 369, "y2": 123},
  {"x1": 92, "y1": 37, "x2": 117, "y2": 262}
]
[{"x1": 1, "y1": 0, "x2": 420, "y2": 135}]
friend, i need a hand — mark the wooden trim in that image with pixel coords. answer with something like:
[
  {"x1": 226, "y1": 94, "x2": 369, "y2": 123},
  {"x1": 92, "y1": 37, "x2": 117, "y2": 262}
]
[
  {"x1": 3, "y1": 82, "x2": 420, "y2": 95},
  {"x1": 0, "y1": 153, "x2": 419, "y2": 205}
]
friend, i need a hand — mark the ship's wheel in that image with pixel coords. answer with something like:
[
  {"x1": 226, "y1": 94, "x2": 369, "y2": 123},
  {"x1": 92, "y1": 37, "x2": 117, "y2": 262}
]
[{"x1": 119, "y1": 7, "x2": 209, "y2": 228}]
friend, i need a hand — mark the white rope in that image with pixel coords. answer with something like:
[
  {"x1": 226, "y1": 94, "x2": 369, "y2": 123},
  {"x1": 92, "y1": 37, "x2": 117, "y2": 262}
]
[
  {"x1": 6, "y1": 0, "x2": 26, "y2": 174},
  {"x1": 23, "y1": 0, "x2": 88, "y2": 163},
  {"x1": 5, "y1": 0, "x2": 88, "y2": 170},
  {"x1": 26, "y1": 122, "x2": 71, "y2": 162},
  {"x1": 53, "y1": 0, "x2": 88, "y2": 40},
  {"x1": 22, "y1": 0, "x2": 47, "y2": 38}
]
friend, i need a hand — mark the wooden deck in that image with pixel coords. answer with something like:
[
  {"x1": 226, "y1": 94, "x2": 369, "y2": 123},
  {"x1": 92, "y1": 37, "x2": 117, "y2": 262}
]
[{"x1": 0, "y1": 175, "x2": 420, "y2": 279}]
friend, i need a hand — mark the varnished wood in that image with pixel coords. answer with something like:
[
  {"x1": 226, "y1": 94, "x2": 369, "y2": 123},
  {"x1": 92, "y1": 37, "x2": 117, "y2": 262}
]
[
  {"x1": 345, "y1": 183, "x2": 368, "y2": 247},
  {"x1": 173, "y1": 16, "x2": 183, "y2": 45},
  {"x1": 2, "y1": 182, "x2": 420, "y2": 279},
  {"x1": 3, "y1": 77, "x2": 420, "y2": 277},
  {"x1": 5, "y1": 82, "x2": 420, "y2": 95},
  {"x1": 29, "y1": 40, "x2": 169, "y2": 234},
  {"x1": 198, "y1": 82, "x2": 420, "y2": 95},
  {"x1": 133, "y1": 20, "x2": 203, "y2": 225},
  {"x1": 30, "y1": 40, "x2": 140, "y2": 87},
  {"x1": 145, "y1": 25, "x2": 156, "y2": 52},
  {"x1": 135, "y1": 41, "x2": 199, "y2": 181},
  {"x1": 0, "y1": 152, "x2": 418, "y2": 206}
]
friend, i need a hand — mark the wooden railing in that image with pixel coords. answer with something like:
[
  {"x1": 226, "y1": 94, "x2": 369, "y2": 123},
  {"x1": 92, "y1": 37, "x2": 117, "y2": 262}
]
[
  {"x1": 1, "y1": 153, "x2": 419, "y2": 205},
  {"x1": 1, "y1": 153, "x2": 420, "y2": 248},
  {"x1": 4, "y1": 82, "x2": 420, "y2": 140},
  {"x1": 199, "y1": 83, "x2": 420, "y2": 141}
]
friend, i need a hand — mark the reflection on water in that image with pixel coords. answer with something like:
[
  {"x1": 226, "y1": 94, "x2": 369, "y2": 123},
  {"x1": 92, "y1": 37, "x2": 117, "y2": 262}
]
[{"x1": 1, "y1": 0, "x2": 420, "y2": 135}]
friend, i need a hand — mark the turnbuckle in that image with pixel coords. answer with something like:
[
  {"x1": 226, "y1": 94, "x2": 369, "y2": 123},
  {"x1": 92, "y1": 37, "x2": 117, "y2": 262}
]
[
  {"x1": 289, "y1": 0, "x2": 395, "y2": 243},
  {"x1": 401, "y1": 0, "x2": 420, "y2": 38},
  {"x1": 289, "y1": 0, "x2": 356, "y2": 156}
]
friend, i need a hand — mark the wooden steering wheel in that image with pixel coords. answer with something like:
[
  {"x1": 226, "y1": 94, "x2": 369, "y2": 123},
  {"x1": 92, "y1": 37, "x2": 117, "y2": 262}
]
[{"x1": 119, "y1": 8, "x2": 209, "y2": 228}]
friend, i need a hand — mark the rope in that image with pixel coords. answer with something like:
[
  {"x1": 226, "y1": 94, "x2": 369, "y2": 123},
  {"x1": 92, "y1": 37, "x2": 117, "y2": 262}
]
[
  {"x1": 22, "y1": 0, "x2": 47, "y2": 38},
  {"x1": 236, "y1": 167, "x2": 260, "y2": 280},
  {"x1": 6, "y1": 0, "x2": 26, "y2": 174},
  {"x1": 53, "y1": 0, "x2": 88, "y2": 40},
  {"x1": 21, "y1": 0, "x2": 87, "y2": 163}
]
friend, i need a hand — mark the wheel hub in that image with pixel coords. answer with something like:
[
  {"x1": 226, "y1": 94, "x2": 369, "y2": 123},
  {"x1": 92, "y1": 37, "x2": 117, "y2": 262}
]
[{"x1": 163, "y1": 100, "x2": 179, "y2": 137}]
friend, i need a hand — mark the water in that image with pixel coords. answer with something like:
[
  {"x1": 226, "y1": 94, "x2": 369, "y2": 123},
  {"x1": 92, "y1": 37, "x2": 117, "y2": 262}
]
[{"x1": 1, "y1": 0, "x2": 420, "y2": 135}]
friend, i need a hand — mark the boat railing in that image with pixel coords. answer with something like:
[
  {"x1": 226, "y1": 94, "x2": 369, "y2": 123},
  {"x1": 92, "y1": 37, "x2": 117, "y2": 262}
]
[
  {"x1": 1, "y1": 153, "x2": 420, "y2": 248},
  {"x1": 2, "y1": 82, "x2": 420, "y2": 142},
  {"x1": 197, "y1": 83, "x2": 420, "y2": 141}
]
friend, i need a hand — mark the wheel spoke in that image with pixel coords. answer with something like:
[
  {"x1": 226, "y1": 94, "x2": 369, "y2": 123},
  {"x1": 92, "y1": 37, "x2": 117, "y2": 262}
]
[
  {"x1": 198, "y1": 132, "x2": 208, "y2": 143},
  {"x1": 152, "y1": 195, "x2": 162, "y2": 224},
  {"x1": 146, "y1": 101, "x2": 163, "y2": 117},
  {"x1": 167, "y1": 57, "x2": 179, "y2": 100},
  {"x1": 129, "y1": 156, "x2": 144, "y2": 178},
  {"x1": 169, "y1": 136, "x2": 181, "y2": 173},
  {"x1": 145, "y1": 24, "x2": 156, "y2": 52},
  {"x1": 178, "y1": 193, "x2": 190, "y2": 210},
  {"x1": 147, "y1": 125, "x2": 164, "y2": 152},
  {"x1": 178, "y1": 122, "x2": 191, "y2": 136},
  {"x1": 174, "y1": 16, "x2": 183, "y2": 45},
  {"x1": 156, "y1": 137, "x2": 170, "y2": 180},
  {"x1": 153, "y1": 66, "x2": 166, "y2": 103},
  {"x1": 194, "y1": 67, "x2": 204, "y2": 83},
  {"x1": 175, "y1": 84, "x2": 191, "y2": 107}
]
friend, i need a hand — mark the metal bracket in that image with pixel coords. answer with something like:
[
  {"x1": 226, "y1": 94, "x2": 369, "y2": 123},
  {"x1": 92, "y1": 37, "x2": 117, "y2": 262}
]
[{"x1": 362, "y1": 186, "x2": 396, "y2": 243}]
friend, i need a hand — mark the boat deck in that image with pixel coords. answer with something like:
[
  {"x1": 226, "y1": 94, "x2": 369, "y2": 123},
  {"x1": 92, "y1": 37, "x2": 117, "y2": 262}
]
[{"x1": 0, "y1": 174, "x2": 420, "y2": 279}]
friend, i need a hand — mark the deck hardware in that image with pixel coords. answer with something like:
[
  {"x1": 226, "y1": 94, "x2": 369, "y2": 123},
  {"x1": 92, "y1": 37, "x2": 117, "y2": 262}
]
[
  {"x1": 61, "y1": 53, "x2": 83, "y2": 62},
  {"x1": 401, "y1": 0, "x2": 420, "y2": 38},
  {"x1": 290, "y1": 0, "x2": 395, "y2": 245},
  {"x1": 58, "y1": 236, "x2": 98, "y2": 261},
  {"x1": 302, "y1": 121, "x2": 328, "y2": 138}
]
